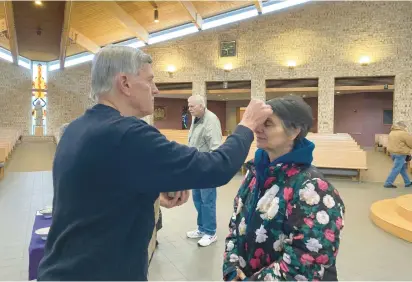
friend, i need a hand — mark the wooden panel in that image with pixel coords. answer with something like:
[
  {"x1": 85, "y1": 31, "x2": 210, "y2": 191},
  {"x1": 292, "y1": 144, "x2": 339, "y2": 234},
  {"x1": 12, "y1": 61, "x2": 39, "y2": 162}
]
[
  {"x1": 71, "y1": 1, "x2": 134, "y2": 46},
  {"x1": 207, "y1": 80, "x2": 251, "y2": 90},
  {"x1": 266, "y1": 78, "x2": 319, "y2": 88},
  {"x1": 193, "y1": 1, "x2": 252, "y2": 18},
  {"x1": 118, "y1": 1, "x2": 192, "y2": 34},
  {"x1": 157, "y1": 82, "x2": 193, "y2": 91},
  {"x1": 335, "y1": 76, "x2": 395, "y2": 86}
]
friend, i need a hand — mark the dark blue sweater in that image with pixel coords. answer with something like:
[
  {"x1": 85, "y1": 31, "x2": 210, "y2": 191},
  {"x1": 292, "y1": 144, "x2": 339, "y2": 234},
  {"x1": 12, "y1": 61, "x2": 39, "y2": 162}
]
[{"x1": 37, "y1": 104, "x2": 254, "y2": 281}]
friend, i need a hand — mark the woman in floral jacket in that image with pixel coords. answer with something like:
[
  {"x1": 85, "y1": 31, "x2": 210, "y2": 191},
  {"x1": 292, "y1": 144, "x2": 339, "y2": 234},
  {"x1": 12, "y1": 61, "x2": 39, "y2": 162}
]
[{"x1": 223, "y1": 95, "x2": 345, "y2": 281}]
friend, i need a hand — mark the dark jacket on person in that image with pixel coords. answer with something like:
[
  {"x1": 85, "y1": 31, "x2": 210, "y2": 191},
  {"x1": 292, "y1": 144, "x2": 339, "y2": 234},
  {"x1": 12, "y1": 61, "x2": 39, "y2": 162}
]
[
  {"x1": 37, "y1": 104, "x2": 254, "y2": 281},
  {"x1": 223, "y1": 139, "x2": 345, "y2": 281}
]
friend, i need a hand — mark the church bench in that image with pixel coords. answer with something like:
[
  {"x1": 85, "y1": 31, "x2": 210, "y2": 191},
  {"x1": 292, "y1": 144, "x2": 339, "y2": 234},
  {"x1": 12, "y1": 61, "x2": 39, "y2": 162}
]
[{"x1": 0, "y1": 128, "x2": 22, "y2": 180}]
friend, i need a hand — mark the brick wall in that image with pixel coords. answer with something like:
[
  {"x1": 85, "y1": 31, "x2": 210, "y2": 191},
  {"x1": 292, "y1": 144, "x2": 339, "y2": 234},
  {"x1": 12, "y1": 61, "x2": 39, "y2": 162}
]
[
  {"x1": 38, "y1": 1, "x2": 412, "y2": 134},
  {"x1": 0, "y1": 60, "x2": 32, "y2": 134}
]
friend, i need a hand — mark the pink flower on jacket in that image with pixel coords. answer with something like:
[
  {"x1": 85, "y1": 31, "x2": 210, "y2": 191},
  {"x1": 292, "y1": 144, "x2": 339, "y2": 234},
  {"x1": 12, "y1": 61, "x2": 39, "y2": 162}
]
[
  {"x1": 315, "y1": 254, "x2": 329, "y2": 264},
  {"x1": 283, "y1": 187, "x2": 293, "y2": 202},
  {"x1": 266, "y1": 254, "x2": 271, "y2": 264},
  {"x1": 333, "y1": 189, "x2": 340, "y2": 195},
  {"x1": 317, "y1": 179, "x2": 329, "y2": 191},
  {"x1": 304, "y1": 218, "x2": 314, "y2": 228},
  {"x1": 294, "y1": 234, "x2": 304, "y2": 240},
  {"x1": 336, "y1": 217, "x2": 343, "y2": 230},
  {"x1": 286, "y1": 203, "x2": 293, "y2": 217},
  {"x1": 300, "y1": 254, "x2": 315, "y2": 265},
  {"x1": 324, "y1": 229, "x2": 335, "y2": 242},
  {"x1": 280, "y1": 261, "x2": 289, "y2": 273},
  {"x1": 254, "y1": 248, "x2": 265, "y2": 258},
  {"x1": 264, "y1": 177, "x2": 276, "y2": 189},
  {"x1": 250, "y1": 258, "x2": 261, "y2": 269},
  {"x1": 286, "y1": 167, "x2": 299, "y2": 177},
  {"x1": 248, "y1": 177, "x2": 256, "y2": 191},
  {"x1": 334, "y1": 249, "x2": 339, "y2": 257},
  {"x1": 245, "y1": 242, "x2": 248, "y2": 251}
]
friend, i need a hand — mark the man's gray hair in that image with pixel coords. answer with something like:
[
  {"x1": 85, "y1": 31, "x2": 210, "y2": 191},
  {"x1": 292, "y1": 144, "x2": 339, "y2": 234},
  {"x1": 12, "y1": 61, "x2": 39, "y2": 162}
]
[
  {"x1": 90, "y1": 45, "x2": 153, "y2": 101},
  {"x1": 266, "y1": 95, "x2": 313, "y2": 142},
  {"x1": 188, "y1": 95, "x2": 206, "y2": 107}
]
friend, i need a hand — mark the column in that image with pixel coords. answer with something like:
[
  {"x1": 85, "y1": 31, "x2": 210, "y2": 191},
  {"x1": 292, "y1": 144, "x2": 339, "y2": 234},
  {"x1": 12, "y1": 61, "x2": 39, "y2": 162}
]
[
  {"x1": 317, "y1": 76, "x2": 335, "y2": 133},
  {"x1": 192, "y1": 79, "x2": 207, "y2": 106},
  {"x1": 251, "y1": 77, "x2": 266, "y2": 101},
  {"x1": 394, "y1": 73, "x2": 412, "y2": 131}
]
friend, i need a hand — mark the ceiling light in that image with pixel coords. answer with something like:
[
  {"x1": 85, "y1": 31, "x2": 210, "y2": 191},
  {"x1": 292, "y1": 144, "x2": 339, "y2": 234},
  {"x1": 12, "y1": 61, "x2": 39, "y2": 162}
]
[
  {"x1": 34, "y1": 1, "x2": 42, "y2": 6},
  {"x1": 154, "y1": 9, "x2": 159, "y2": 23}
]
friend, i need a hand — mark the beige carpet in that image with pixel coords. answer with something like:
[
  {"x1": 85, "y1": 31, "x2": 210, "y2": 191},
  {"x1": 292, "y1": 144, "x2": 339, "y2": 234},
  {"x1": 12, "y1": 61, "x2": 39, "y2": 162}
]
[
  {"x1": 362, "y1": 149, "x2": 412, "y2": 184},
  {"x1": 5, "y1": 141, "x2": 55, "y2": 172}
]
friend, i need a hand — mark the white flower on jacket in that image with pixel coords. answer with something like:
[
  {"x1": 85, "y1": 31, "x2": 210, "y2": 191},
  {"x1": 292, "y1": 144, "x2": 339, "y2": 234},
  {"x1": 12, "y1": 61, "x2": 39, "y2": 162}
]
[
  {"x1": 236, "y1": 198, "x2": 243, "y2": 215},
  {"x1": 273, "y1": 233, "x2": 286, "y2": 251},
  {"x1": 323, "y1": 195, "x2": 335, "y2": 209},
  {"x1": 255, "y1": 225, "x2": 268, "y2": 243},
  {"x1": 305, "y1": 238, "x2": 323, "y2": 252},
  {"x1": 239, "y1": 256, "x2": 247, "y2": 268},
  {"x1": 272, "y1": 263, "x2": 281, "y2": 277},
  {"x1": 295, "y1": 275, "x2": 308, "y2": 281},
  {"x1": 316, "y1": 210, "x2": 330, "y2": 225},
  {"x1": 299, "y1": 183, "x2": 320, "y2": 206},
  {"x1": 264, "y1": 273, "x2": 276, "y2": 281},
  {"x1": 229, "y1": 254, "x2": 239, "y2": 263},
  {"x1": 226, "y1": 240, "x2": 234, "y2": 252},
  {"x1": 283, "y1": 253, "x2": 291, "y2": 264},
  {"x1": 239, "y1": 218, "x2": 247, "y2": 236},
  {"x1": 256, "y1": 185, "x2": 280, "y2": 213},
  {"x1": 318, "y1": 265, "x2": 325, "y2": 278},
  {"x1": 260, "y1": 197, "x2": 280, "y2": 220}
]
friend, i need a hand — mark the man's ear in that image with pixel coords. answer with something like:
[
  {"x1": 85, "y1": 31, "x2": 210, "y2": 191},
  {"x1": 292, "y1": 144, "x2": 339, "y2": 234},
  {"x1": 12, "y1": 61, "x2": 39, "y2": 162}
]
[{"x1": 115, "y1": 74, "x2": 131, "y2": 97}]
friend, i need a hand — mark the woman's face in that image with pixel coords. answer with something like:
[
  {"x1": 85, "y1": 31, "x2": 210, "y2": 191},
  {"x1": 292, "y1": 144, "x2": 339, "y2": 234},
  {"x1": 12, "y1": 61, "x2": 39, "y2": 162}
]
[{"x1": 254, "y1": 114, "x2": 299, "y2": 151}]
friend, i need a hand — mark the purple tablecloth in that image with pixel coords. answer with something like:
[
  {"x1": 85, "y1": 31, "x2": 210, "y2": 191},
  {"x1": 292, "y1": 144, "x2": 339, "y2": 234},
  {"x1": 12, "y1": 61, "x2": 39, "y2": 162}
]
[{"x1": 28, "y1": 213, "x2": 52, "y2": 280}]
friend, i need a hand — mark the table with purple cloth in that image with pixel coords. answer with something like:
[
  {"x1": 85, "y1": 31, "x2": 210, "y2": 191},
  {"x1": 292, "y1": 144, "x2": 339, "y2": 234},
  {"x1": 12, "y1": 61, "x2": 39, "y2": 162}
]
[{"x1": 28, "y1": 212, "x2": 51, "y2": 280}]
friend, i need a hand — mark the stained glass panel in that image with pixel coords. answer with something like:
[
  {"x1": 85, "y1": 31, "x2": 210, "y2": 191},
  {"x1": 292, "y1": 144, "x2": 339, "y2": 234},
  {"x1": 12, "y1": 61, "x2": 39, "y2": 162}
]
[{"x1": 31, "y1": 61, "x2": 48, "y2": 135}]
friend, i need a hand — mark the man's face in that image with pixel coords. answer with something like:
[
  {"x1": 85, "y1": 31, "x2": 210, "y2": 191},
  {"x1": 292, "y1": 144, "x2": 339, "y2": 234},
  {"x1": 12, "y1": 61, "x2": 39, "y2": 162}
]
[
  {"x1": 122, "y1": 63, "x2": 159, "y2": 117},
  {"x1": 188, "y1": 98, "x2": 204, "y2": 118}
]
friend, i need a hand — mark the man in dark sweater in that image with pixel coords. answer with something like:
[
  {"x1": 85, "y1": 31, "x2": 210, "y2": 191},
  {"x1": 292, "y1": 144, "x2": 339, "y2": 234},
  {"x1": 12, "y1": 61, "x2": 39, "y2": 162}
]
[{"x1": 37, "y1": 45, "x2": 272, "y2": 281}]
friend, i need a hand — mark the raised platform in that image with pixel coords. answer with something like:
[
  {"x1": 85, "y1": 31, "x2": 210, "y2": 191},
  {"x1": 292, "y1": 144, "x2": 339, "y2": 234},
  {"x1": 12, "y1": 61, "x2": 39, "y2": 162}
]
[{"x1": 370, "y1": 194, "x2": 412, "y2": 242}]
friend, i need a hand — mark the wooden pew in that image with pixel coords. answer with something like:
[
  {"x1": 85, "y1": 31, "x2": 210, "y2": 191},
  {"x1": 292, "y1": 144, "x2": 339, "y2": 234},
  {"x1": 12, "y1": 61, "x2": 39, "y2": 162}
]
[
  {"x1": 0, "y1": 128, "x2": 22, "y2": 180},
  {"x1": 158, "y1": 129, "x2": 368, "y2": 181}
]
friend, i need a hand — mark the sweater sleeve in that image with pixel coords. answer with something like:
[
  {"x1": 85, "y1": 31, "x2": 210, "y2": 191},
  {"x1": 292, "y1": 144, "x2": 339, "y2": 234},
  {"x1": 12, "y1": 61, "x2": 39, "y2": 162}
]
[
  {"x1": 250, "y1": 178, "x2": 345, "y2": 281},
  {"x1": 122, "y1": 121, "x2": 254, "y2": 193}
]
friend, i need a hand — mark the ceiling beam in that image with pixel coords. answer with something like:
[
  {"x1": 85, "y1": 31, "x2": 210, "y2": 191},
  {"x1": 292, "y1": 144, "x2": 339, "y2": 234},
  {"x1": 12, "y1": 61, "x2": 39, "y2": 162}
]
[
  {"x1": 179, "y1": 1, "x2": 203, "y2": 30},
  {"x1": 100, "y1": 2, "x2": 149, "y2": 43},
  {"x1": 254, "y1": 0, "x2": 263, "y2": 14},
  {"x1": 0, "y1": 18, "x2": 6, "y2": 33},
  {"x1": 59, "y1": 0, "x2": 73, "y2": 70},
  {"x1": 3, "y1": 2, "x2": 18, "y2": 65},
  {"x1": 69, "y1": 28, "x2": 101, "y2": 54}
]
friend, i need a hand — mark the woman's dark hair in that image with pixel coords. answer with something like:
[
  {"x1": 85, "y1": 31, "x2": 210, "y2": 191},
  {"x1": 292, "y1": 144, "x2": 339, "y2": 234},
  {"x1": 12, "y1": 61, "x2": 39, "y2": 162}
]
[{"x1": 266, "y1": 95, "x2": 313, "y2": 141}]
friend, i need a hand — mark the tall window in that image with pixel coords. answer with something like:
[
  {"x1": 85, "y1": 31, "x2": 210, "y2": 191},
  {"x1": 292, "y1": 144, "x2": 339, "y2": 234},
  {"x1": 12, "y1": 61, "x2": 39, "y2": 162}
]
[{"x1": 32, "y1": 62, "x2": 48, "y2": 135}]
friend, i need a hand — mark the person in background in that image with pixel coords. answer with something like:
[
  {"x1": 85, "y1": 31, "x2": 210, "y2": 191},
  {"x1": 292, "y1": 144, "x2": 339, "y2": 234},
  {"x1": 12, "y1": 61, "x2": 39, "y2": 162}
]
[
  {"x1": 186, "y1": 95, "x2": 222, "y2": 247},
  {"x1": 223, "y1": 95, "x2": 345, "y2": 281},
  {"x1": 384, "y1": 121, "x2": 412, "y2": 188},
  {"x1": 38, "y1": 45, "x2": 273, "y2": 281}
]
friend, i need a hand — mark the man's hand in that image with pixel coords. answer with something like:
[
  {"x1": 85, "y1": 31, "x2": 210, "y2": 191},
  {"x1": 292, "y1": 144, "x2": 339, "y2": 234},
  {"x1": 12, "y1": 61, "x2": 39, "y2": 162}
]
[
  {"x1": 239, "y1": 99, "x2": 273, "y2": 132},
  {"x1": 159, "y1": 192, "x2": 180, "y2": 208},
  {"x1": 159, "y1": 190, "x2": 190, "y2": 208},
  {"x1": 176, "y1": 190, "x2": 190, "y2": 206}
]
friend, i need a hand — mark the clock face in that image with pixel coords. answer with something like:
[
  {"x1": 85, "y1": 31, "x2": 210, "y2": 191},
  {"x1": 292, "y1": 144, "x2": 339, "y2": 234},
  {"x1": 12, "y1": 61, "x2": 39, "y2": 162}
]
[{"x1": 220, "y1": 41, "x2": 236, "y2": 57}]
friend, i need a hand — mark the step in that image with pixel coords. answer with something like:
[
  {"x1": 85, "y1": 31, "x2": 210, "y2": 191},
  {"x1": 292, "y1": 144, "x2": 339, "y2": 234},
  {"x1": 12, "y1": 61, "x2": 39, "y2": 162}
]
[
  {"x1": 370, "y1": 196, "x2": 412, "y2": 243},
  {"x1": 396, "y1": 194, "x2": 412, "y2": 222}
]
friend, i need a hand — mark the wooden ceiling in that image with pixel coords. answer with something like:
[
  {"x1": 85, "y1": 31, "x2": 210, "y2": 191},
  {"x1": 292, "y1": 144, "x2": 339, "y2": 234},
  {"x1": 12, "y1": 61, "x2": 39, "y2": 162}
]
[{"x1": 0, "y1": 1, "x2": 256, "y2": 63}]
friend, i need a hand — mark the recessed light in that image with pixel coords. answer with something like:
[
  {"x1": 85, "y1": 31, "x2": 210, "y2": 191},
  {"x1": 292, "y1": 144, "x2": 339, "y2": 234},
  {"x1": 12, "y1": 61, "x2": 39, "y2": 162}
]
[{"x1": 34, "y1": 1, "x2": 42, "y2": 6}]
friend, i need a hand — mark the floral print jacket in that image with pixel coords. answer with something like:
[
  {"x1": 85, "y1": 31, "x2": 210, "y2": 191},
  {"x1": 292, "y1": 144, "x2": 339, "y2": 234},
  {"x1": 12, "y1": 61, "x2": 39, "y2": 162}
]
[{"x1": 223, "y1": 161, "x2": 345, "y2": 281}]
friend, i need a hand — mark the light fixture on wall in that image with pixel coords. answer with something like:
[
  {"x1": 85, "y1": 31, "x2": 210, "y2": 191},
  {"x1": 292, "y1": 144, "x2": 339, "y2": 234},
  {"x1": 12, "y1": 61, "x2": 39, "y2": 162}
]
[
  {"x1": 359, "y1": 56, "x2": 370, "y2": 66},
  {"x1": 154, "y1": 9, "x2": 159, "y2": 23},
  {"x1": 223, "y1": 63, "x2": 233, "y2": 72},
  {"x1": 34, "y1": 1, "x2": 42, "y2": 6},
  {"x1": 287, "y1": 60, "x2": 296, "y2": 68},
  {"x1": 167, "y1": 65, "x2": 176, "y2": 78}
]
